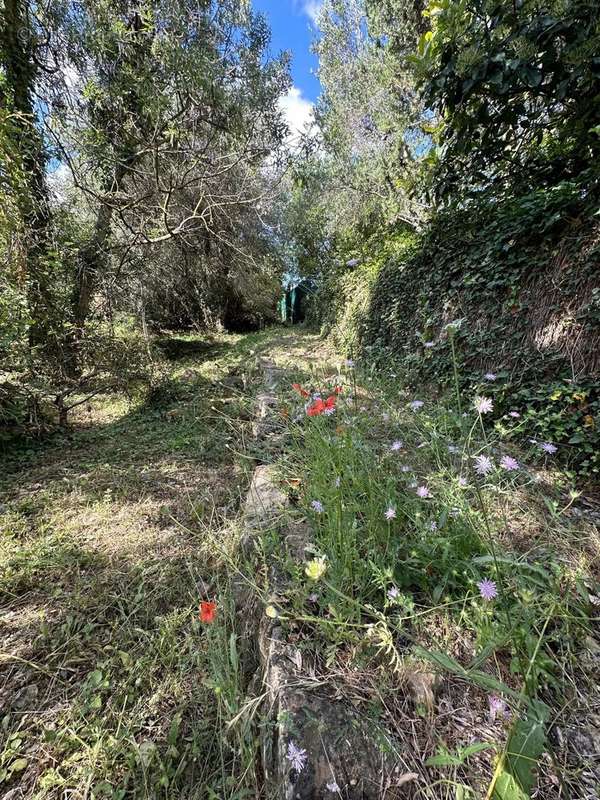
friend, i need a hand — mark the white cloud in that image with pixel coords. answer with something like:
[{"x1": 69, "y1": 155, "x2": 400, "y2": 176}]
[
  {"x1": 302, "y1": 0, "x2": 323, "y2": 25},
  {"x1": 278, "y1": 85, "x2": 315, "y2": 145}
]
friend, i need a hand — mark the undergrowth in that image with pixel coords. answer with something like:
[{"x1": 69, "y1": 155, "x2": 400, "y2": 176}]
[{"x1": 265, "y1": 347, "x2": 599, "y2": 798}]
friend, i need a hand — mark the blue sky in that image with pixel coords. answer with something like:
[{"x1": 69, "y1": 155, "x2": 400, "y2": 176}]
[{"x1": 252, "y1": 0, "x2": 322, "y2": 137}]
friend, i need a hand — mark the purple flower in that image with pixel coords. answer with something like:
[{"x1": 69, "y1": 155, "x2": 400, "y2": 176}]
[
  {"x1": 311, "y1": 500, "x2": 324, "y2": 513},
  {"x1": 416, "y1": 485, "x2": 431, "y2": 498},
  {"x1": 344, "y1": 358, "x2": 355, "y2": 368},
  {"x1": 387, "y1": 586, "x2": 400, "y2": 600},
  {"x1": 390, "y1": 439, "x2": 404, "y2": 451},
  {"x1": 430, "y1": 521, "x2": 437, "y2": 531},
  {"x1": 286, "y1": 740, "x2": 308, "y2": 772},
  {"x1": 500, "y1": 455, "x2": 519, "y2": 471},
  {"x1": 474, "y1": 396, "x2": 494, "y2": 415},
  {"x1": 509, "y1": 411, "x2": 520, "y2": 418},
  {"x1": 323, "y1": 406, "x2": 335, "y2": 416},
  {"x1": 484, "y1": 372, "x2": 497, "y2": 381},
  {"x1": 488, "y1": 695, "x2": 509, "y2": 721},
  {"x1": 477, "y1": 579, "x2": 498, "y2": 601},
  {"x1": 540, "y1": 442, "x2": 557, "y2": 454},
  {"x1": 474, "y1": 454, "x2": 494, "y2": 476},
  {"x1": 458, "y1": 476, "x2": 468, "y2": 487},
  {"x1": 409, "y1": 400, "x2": 424, "y2": 411},
  {"x1": 385, "y1": 506, "x2": 396, "y2": 521}
]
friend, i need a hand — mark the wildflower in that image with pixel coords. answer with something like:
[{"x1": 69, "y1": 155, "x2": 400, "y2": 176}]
[
  {"x1": 540, "y1": 442, "x2": 557, "y2": 454},
  {"x1": 390, "y1": 439, "x2": 404, "y2": 451},
  {"x1": 500, "y1": 455, "x2": 519, "y2": 471},
  {"x1": 305, "y1": 557, "x2": 327, "y2": 581},
  {"x1": 409, "y1": 400, "x2": 424, "y2": 411},
  {"x1": 401, "y1": 465, "x2": 411, "y2": 473},
  {"x1": 416, "y1": 485, "x2": 431, "y2": 498},
  {"x1": 387, "y1": 586, "x2": 400, "y2": 600},
  {"x1": 292, "y1": 383, "x2": 310, "y2": 398},
  {"x1": 334, "y1": 477, "x2": 341, "y2": 488},
  {"x1": 430, "y1": 521, "x2": 437, "y2": 531},
  {"x1": 308, "y1": 592, "x2": 319, "y2": 602},
  {"x1": 458, "y1": 476, "x2": 467, "y2": 487},
  {"x1": 385, "y1": 506, "x2": 396, "y2": 521},
  {"x1": 474, "y1": 396, "x2": 493, "y2": 414},
  {"x1": 484, "y1": 372, "x2": 497, "y2": 381},
  {"x1": 326, "y1": 780, "x2": 340, "y2": 793},
  {"x1": 306, "y1": 395, "x2": 336, "y2": 417},
  {"x1": 489, "y1": 695, "x2": 508, "y2": 721},
  {"x1": 265, "y1": 605, "x2": 279, "y2": 619},
  {"x1": 477, "y1": 579, "x2": 498, "y2": 601},
  {"x1": 424, "y1": 341, "x2": 435, "y2": 348},
  {"x1": 344, "y1": 358, "x2": 355, "y2": 368},
  {"x1": 310, "y1": 500, "x2": 324, "y2": 513},
  {"x1": 473, "y1": 454, "x2": 494, "y2": 476},
  {"x1": 333, "y1": 385, "x2": 343, "y2": 394},
  {"x1": 199, "y1": 601, "x2": 217, "y2": 624},
  {"x1": 286, "y1": 740, "x2": 307, "y2": 772},
  {"x1": 323, "y1": 406, "x2": 335, "y2": 416},
  {"x1": 509, "y1": 411, "x2": 521, "y2": 418}
]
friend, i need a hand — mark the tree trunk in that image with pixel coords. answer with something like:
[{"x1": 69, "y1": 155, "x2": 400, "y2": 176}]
[{"x1": 1, "y1": 0, "x2": 52, "y2": 347}]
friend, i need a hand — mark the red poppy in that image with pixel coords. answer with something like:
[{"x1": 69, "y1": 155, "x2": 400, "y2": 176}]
[
  {"x1": 292, "y1": 383, "x2": 310, "y2": 398},
  {"x1": 199, "y1": 601, "x2": 217, "y2": 623},
  {"x1": 306, "y1": 395, "x2": 336, "y2": 416},
  {"x1": 333, "y1": 386, "x2": 343, "y2": 394},
  {"x1": 306, "y1": 398, "x2": 325, "y2": 416}
]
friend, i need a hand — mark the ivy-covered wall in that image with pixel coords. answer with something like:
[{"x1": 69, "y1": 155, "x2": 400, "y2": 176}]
[{"x1": 317, "y1": 181, "x2": 600, "y2": 477}]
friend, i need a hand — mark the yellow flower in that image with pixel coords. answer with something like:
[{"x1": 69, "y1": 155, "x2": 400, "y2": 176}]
[
  {"x1": 305, "y1": 557, "x2": 327, "y2": 581},
  {"x1": 265, "y1": 605, "x2": 279, "y2": 619}
]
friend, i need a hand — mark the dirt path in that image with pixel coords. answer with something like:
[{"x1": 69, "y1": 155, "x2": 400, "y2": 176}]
[{"x1": 0, "y1": 328, "x2": 317, "y2": 799}]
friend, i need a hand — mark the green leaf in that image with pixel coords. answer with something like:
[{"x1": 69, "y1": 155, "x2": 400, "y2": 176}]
[
  {"x1": 493, "y1": 701, "x2": 549, "y2": 799},
  {"x1": 10, "y1": 758, "x2": 28, "y2": 773}
]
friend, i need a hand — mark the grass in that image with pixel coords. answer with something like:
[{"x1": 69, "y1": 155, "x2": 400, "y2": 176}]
[
  {"x1": 2, "y1": 326, "x2": 598, "y2": 798},
  {"x1": 0, "y1": 327, "x2": 285, "y2": 799},
  {"x1": 255, "y1": 339, "x2": 600, "y2": 799}
]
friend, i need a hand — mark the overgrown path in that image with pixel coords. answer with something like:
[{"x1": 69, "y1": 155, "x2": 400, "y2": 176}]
[{"x1": 0, "y1": 327, "x2": 307, "y2": 798}]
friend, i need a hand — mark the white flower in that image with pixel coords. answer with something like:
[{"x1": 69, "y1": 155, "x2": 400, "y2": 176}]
[
  {"x1": 326, "y1": 780, "x2": 340, "y2": 793},
  {"x1": 286, "y1": 740, "x2": 307, "y2": 772},
  {"x1": 409, "y1": 400, "x2": 424, "y2": 411}
]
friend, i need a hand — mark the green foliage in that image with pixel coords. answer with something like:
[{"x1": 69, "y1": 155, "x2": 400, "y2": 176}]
[{"x1": 414, "y1": 0, "x2": 600, "y2": 200}]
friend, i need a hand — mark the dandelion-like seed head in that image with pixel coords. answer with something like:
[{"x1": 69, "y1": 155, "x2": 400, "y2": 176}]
[
  {"x1": 477, "y1": 578, "x2": 498, "y2": 601},
  {"x1": 474, "y1": 454, "x2": 494, "y2": 476}
]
